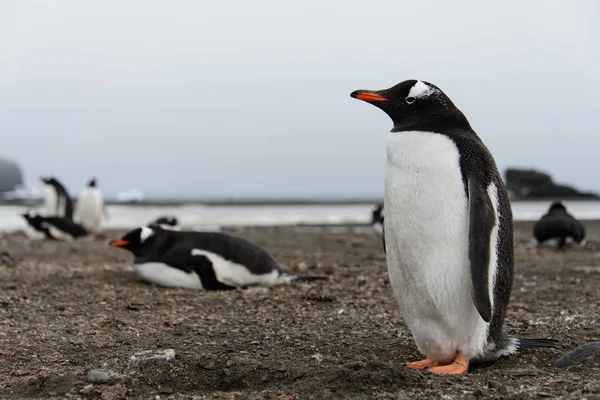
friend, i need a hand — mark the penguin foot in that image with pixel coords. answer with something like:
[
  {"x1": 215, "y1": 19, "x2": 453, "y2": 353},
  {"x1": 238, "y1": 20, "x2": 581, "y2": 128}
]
[
  {"x1": 428, "y1": 352, "x2": 469, "y2": 375},
  {"x1": 405, "y1": 357, "x2": 440, "y2": 370}
]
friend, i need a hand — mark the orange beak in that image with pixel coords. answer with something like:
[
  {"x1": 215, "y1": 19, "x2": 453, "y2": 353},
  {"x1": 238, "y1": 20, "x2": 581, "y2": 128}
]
[
  {"x1": 110, "y1": 240, "x2": 130, "y2": 247},
  {"x1": 356, "y1": 93, "x2": 387, "y2": 102},
  {"x1": 351, "y1": 90, "x2": 388, "y2": 102}
]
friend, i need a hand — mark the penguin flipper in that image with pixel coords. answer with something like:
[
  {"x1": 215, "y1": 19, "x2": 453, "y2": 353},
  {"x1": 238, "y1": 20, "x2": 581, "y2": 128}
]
[
  {"x1": 189, "y1": 253, "x2": 235, "y2": 290},
  {"x1": 381, "y1": 222, "x2": 386, "y2": 254},
  {"x1": 467, "y1": 176, "x2": 497, "y2": 323}
]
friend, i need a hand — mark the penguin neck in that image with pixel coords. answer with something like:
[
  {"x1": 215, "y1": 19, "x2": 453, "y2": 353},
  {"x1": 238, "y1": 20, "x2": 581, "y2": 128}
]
[{"x1": 390, "y1": 110, "x2": 471, "y2": 133}]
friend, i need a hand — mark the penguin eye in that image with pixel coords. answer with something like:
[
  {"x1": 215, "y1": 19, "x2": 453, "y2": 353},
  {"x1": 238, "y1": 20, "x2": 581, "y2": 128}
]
[{"x1": 405, "y1": 97, "x2": 416, "y2": 104}]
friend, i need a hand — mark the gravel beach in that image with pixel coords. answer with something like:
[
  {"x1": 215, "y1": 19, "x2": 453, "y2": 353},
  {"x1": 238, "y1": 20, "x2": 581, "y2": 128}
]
[{"x1": 1, "y1": 221, "x2": 599, "y2": 399}]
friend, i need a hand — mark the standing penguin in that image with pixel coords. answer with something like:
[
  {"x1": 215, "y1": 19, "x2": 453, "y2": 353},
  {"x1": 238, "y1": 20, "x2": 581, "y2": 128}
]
[
  {"x1": 371, "y1": 203, "x2": 386, "y2": 252},
  {"x1": 351, "y1": 80, "x2": 555, "y2": 374},
  {"x1": 534, "y1": 201, "x2": 585, "y2": 248},
  {"x1": 40, "y1": 176, "x2": 74, "y2": 220},
  {"x1": 74, "y1": 178, "x2": 105, "y2": 233}
]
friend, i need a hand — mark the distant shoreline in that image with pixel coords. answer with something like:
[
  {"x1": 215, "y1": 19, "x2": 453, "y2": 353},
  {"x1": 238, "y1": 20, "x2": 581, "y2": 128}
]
[{"x1": 2, "y1": 196, "x2": 600, "y2": 207}]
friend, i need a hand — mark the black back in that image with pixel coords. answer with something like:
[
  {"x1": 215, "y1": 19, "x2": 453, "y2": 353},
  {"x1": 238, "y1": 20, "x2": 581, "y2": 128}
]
[
  {"x1": 152, "y1": 216, "x2": 178, "y2": 226},
  {"x1": 22, "y1": 212, "x2": 89, "y2": 239},
  {"x1": 534, "y1": 202, "x2": 585, "y2": 245},
  {"x1": 42, "y1": 216, "x2": 90, "y2": 237},
  {"x1": 351, "y1": 80, "x2": 514, "y2": 344},
  {"x1": 371, "y1": 203, "x2": 384, "y2": 225},
  {"x1": 41, "y1": 176, "x2": 74, "y2": 220}
]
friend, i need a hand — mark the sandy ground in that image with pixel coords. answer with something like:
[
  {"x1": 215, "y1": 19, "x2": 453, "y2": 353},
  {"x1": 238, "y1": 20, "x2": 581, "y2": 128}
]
[{"x1": 0, "y1": 221, "x2": 599, "y2": 400}]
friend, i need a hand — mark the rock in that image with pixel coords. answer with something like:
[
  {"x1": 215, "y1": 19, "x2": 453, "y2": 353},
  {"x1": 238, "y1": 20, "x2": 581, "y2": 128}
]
[
  {"x1": 505, "y1": 168, "x2": 599, "y2": 200},
  {"x1": 0, "y1": 157, "x2": 23, "y2": 194},
  {"x1": 128, "y1": 349, "x2": 176, "y2": 366},
  {"x1": 87, "y1": 369, "x2": 114, "y2": 384},
  {"x1": 555, "y1": 342, "x2": 600, "y2": 368},
  {"x1": 80, "y1": 384, "x2": 94, "y2": 394},
  {"x1": 310, "y1": 353, "x2": 323, "y2": 362},
  {"x1": 573, "y1": 266, "x2": 600, "y2": 274},
  {"x1": 204, "y1": 362, "x2": 216, "y2": 370},
  {"x1": 0, "y1": 251, "x2": 15, "y2": 267}
]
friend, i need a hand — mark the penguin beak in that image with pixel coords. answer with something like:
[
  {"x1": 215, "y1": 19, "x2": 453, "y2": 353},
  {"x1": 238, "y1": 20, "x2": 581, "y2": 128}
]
[
  {"x1": 110, "y1": 240, "x2": 130, "y2": 247},
  {"x1": 350, "y1": 90, "x2": 388, "y2": 102}
]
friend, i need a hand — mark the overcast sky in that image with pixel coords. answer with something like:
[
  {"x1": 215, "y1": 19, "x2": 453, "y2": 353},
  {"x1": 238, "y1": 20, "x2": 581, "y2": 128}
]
[{"x1": 1, "y1": 1, "x2": 598, "y2": 198}]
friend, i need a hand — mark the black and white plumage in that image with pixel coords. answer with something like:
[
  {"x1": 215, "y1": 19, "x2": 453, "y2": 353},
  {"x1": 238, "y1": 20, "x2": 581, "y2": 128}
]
[
  {"x1": 110, "y1": 225, "x2": 326, "y2": 290},
  {"x1": 150, "y1": 216, "x2": 180, "y2": 231},
  {"x1": 74, "y1": 178, "x2": 105, "y2": 233},
  {"x1": 371, "y1": 203, "x2": 385, "y2": 251},
  {"x1": 40, "y1": 176, "x2": 74, "y2": 220},
  {"x1": 21, "y1": 211, "x2": 90, "y2": 241},
  {"x1": 534, "y1": 201, "x2": 585, "y2": 248},
  {"x1": 351, "y1": 80, "x2": 555, "y2": 374}
]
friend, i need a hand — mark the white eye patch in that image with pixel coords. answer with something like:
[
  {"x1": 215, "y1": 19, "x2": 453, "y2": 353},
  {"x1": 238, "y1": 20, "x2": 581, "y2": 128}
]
[
  {"x1": 407, "y1": 80, "x2": 435, "y2": 99},
  {"x1": 140, "y1": 226, "x2": 154, "y2": 242}
]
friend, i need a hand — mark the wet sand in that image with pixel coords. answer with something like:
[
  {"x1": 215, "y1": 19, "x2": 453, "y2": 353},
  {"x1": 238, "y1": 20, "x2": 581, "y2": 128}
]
[{"x1": 1, "y1": 221, "x2": 599, "y2": 399}]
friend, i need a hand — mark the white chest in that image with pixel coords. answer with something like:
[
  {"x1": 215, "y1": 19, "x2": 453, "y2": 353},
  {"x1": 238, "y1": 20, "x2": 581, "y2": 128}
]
[
  {"x1": 384, "y1": 131, "x2": 468, "y2": 250},
  {"x1": 134, "y1": 262, "x2": 203, "y2": 289},
  {"x1": 384, "y1": 131, "x2": 489, "y2": 358}
]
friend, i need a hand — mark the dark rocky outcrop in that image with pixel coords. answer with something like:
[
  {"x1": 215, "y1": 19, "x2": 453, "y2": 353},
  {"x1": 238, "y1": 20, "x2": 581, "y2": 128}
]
[
  {"x1": 505, "y1": 168, "x2": 599, "y2": 200},
  {"x1": 0, "y1": 157, "x2": 23, "y2": 193}
]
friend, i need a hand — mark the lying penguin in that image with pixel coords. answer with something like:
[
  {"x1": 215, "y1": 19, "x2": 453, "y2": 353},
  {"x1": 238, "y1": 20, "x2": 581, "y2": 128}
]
[
  {"x1": 150, "y1": 216, "x2": 180, "y2": 231},
  {"x1": 534, "y1": 201, "x2": 585, "y2": 249},
  {"x1": 21, "y1": 211, "x2": 90, "y2": 241},
  {"x1": 351, "y1": 79, "x2": 556, "y2": 374},
  {"x1": 110, "y1": 225, "x2": 327, "y2": 290}
]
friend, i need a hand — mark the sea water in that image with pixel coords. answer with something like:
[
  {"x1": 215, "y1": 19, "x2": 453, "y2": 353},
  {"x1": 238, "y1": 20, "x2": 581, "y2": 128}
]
[{"x1": 1, "y1": 200, "x2": 600, "y2": 233}]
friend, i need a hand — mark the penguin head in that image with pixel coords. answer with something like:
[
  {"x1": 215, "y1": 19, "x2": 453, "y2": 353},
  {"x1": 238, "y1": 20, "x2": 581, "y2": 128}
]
[
  {"x1": 21, "y1": 211, "x2": 44, "y2": 229},
  {"x1": 40, "y1": 176, "x2": 55, "y2": 185},
  {"x1": 109, "y1": 225, "x2": 168, "y2": 257},
  {"x1": 350, "y1": 80, "x2": 469, "y2": 132},
  {"x1": 88, "y1": 178, "x2": 97, "y2": 187},
  {"x1": 548, "y1": 201, "x2": 568, "y2": 214}
]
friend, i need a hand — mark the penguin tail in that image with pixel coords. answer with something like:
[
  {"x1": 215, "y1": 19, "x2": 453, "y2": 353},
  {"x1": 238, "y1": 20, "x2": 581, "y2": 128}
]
[
  {"x1": 516, "y1": 338, "x2": 559, "y2": 350},
  {"x1": 277, "y1": 272, "x2": 329, "y2": 284},
  {"x1": 292, "y1": 275, "x2": 329, "y2": 282}
]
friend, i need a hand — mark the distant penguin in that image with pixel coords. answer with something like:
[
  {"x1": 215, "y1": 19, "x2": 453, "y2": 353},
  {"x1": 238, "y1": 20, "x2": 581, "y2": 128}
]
[
  {"x1": 534, "y1": 201, "x2": 585, "y2": 248},
  {"x1": 150, "y1": 216, "x2": 180, "y2": 231},
  {"x1": 351, "y1": 79, "x2": 556, "y2": 374},
  {"x1": 40, "y1": 176, "x2": 74, "y2": 220},
  {"x1": 74, "y1": 178, "x2": 105, "y2": 233},
  {"x1": 371, "y1": 203, "x2": 386, "y2": 252},
  {"x1": 109, "y1": 225, "x2": 326, "y2": 290},
  {"x1": 21, "y1": 211, "x2": 90, "y2": 241}
]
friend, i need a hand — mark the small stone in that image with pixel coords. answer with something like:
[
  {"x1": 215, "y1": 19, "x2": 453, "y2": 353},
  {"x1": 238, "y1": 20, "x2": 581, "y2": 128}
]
[
  {"x1": 87, "y1": 370, "x2": 113, "y2": 384},
  {"x1": 555, "y1": 342, "x2": 600, "y2": 368},
  {"x1": 204, "y1": 362, "x2": 216, "y2": 370},
  {"x1": 310, "y1": 353, "x2": 323, "y2": 362},
  {"x1": 222, "y1": 368, "x2": 231, "y2": 376},
  {"x1": 80, "y1": 384, "x2": 94, "y2": 394},
  {"x1": 128, "y1": 349, "x2": 176, "y2": 366}
]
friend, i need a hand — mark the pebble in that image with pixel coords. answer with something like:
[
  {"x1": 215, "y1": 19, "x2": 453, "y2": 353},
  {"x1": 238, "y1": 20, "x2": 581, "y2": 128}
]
[
  {"x1": 310, "y1": 353, "x2": 323, "y2": 362},
  {"x1": 128, "y1": 349, "x2": 176, "y2": 366},
  {"x1": 555, "y1": 342, "x2": 600, "y2": 368},
  {"x1": 87, "y1": 369, "x2": 114, "y2": 384},
  {"x1": 80, "y1": 384, "x2": 94, "y2": 394}
]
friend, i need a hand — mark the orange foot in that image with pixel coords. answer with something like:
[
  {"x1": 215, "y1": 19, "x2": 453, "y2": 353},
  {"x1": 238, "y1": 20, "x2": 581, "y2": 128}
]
[
  {"x1": 405, "y1": 357, "x2": 440, "y2": 370},
  {"x1": 428, "y1": 352, "x2": 469, "y2": 375}
]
